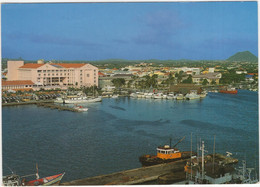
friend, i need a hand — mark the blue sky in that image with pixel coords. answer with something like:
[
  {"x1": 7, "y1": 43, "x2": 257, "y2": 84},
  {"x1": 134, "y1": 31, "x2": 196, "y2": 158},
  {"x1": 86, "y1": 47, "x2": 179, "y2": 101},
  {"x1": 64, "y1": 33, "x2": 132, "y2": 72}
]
[{"x1": 2, "y1": 2, "x2": 258, "y2": 61}]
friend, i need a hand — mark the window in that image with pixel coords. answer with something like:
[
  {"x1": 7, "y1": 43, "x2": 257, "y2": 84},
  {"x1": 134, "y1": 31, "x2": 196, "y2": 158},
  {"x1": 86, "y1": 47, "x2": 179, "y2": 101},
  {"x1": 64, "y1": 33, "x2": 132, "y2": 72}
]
[
  {"x1": 56, "y1": 70, "x2": 59, "y2": 72},
  {"x1": 86, "y1": 74, "x2": 90, "y2": 77},
  {"x1": 52, "y1": 70, "x2": 55, "y2": 72},
  {"x1": 47, "y1": 70, "x2": 50, "y2": 72},
  {"x1": 44, "y1": 74, "x2": 46, "y2": 76},
  {"x1": 43, "y1": 70, "x2": 46, "y2": 72},
  {"x1": 38, "y1": 74, "x2": 41, "y2": 76},
  {"x1": 37, "y1": 70, "x2": 42, "y2": 72},
  {"x1": 94, "y1": 69, "x2": 96, "y2": 72},
  {"x1": 52, "y1": 74, "x2": 54, "y2": 76}
]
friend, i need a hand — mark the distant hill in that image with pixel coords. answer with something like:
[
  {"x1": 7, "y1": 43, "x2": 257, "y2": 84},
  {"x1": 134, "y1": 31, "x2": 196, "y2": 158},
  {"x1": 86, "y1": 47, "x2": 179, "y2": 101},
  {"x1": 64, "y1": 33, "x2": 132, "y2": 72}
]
[{"x1": 227, "y1": 51, "x2": 258, "y2": 62}]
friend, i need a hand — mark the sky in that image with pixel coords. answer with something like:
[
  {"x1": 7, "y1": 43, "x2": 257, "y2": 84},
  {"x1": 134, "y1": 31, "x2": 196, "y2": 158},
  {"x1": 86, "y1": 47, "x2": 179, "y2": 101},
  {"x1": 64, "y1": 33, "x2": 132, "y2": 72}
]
[{"x1": 1, "y1": 2, "x2": 258, "y2": 61}]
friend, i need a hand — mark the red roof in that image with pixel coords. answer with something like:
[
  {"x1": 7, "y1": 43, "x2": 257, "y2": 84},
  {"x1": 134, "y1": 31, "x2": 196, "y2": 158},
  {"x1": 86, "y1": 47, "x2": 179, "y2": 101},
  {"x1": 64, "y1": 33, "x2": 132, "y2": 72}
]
[
  {"x1": 2, "y1": 80, "x2": 34, "y2": 86},
  {"x1": 19, "y1": 64, "x2": 44, "y2": 69},
  {"x1": 98, "y1": 72, "x2": 105, "y2": 76}
]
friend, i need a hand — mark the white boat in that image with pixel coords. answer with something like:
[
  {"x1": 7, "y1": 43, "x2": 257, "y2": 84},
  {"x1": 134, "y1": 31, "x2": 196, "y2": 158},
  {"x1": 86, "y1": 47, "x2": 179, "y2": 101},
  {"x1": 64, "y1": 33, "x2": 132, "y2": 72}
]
[
  {"x1": 136, "y1": 92, "x2": 144, "y2": 98},
  {"x1": 111, "y1": 95, "x2": 119, "y2": 98},
  {"x1": 154, "y1": 93, "x2": 163, "y2": 99},
  {"x1": 185, "y1": 93, "x2": 201, "y2": 100},
  {"x1": 176, "y1": 94, "x2": 184, "y2": 100},
  {"x1": 64, "y1": 96, "x2": 102, "y2": 104},
  {"x1": 166, "y1": 94, "x2": 175, "y2": 100},
  {"x1": 74, "y1": 105, "x2": 88, "y2": 112},
  {"x1": 130, "y1": 93, "x2": 137, "y2": 98},
  {"x1": 162, "y1": 94, "x2": 167, "y2": 99},
  {"x1": 54, "y1": 97, "x2": 64, "y2": 103},
  {"x1": 145, "y1": 93, "x2": 154, "y2": 99}
]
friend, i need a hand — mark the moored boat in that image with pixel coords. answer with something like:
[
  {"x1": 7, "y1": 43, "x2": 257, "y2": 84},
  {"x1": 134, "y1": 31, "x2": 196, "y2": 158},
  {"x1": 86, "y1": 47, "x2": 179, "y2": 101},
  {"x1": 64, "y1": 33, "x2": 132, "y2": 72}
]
[
  {"x1": 176, "y1": 94, "x2": 184, "y2": 100},
  {"x1": 3, "y1": 168, "x2": 65, "y2": 186},
  {"x1": 185, "y1": 93, "x2": 200, "y2": 100},
  {"x1": 64, "y1": 96, "x2": 102, "y2": 104},
  {"x1": 219, "y1": 88, "x2": 237, "y2": 94},
  {"x1": 139, "y1": 137, "x2": 196, "y2": 167},
  {"x1": 154, "y1": 93, "x2": 163, "y2": 99}
]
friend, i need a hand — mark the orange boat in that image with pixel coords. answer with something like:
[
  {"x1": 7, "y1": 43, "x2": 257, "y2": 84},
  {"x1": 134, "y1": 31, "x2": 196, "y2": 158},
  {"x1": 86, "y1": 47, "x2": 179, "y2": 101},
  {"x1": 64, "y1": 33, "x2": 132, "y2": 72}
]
[
  {"x1": 139, "y1": 137, "x2": 196, "y2": 166},
  {"x1": 219, "y1": 88, "x2": 238, "y2": 94}
]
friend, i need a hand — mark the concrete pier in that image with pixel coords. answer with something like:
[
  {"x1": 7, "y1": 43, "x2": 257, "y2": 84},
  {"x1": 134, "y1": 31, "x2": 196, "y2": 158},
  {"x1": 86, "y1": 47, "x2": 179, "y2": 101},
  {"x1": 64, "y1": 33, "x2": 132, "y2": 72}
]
[{"x1": 60, "y1": 159, "x2": 188, "y2": 185}]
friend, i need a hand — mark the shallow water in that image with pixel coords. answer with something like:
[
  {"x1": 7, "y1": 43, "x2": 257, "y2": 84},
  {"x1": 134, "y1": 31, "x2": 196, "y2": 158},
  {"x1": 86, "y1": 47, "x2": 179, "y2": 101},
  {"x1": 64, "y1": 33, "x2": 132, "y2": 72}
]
[{"x1": 2, "y1": 90, "x2": 259, "y2": 182}]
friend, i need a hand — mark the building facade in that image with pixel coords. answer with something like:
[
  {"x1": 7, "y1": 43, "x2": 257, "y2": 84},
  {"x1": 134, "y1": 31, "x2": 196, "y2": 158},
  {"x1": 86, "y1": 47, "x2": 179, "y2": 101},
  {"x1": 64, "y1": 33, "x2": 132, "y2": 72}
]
[{"x1": 7, "y1": 61, "x2": 99, "y2": 89}]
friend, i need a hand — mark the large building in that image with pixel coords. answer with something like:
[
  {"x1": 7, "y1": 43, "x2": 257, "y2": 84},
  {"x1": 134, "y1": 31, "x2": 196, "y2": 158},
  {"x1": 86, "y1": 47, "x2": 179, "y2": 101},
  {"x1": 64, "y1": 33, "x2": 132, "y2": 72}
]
[{"x1": 7, "y1": 61, "x2": 98, "y2": 90}]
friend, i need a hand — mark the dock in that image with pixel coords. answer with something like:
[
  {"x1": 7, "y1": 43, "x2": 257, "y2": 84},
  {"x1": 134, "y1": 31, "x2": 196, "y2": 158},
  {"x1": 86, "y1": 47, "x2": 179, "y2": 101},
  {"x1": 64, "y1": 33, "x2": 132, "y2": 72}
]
[
  {"x1": 36, "y1": 103, "x2": 79, "y2": 112},
  {"x1": 2, "y1": 100, "x2": 53, "y2": 106},
  {"x1": 60, "y1": 159, "x2": 188, "y2": 185}
]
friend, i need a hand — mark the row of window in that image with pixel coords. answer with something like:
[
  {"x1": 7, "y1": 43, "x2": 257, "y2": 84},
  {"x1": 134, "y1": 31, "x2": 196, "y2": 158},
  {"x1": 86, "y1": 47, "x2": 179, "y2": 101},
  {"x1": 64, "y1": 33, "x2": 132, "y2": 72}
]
[
  {"x1": 37, "y1": 69, "x2": 97, "y2": 73},
  {"x1": 157, "y1": 150, "x2": 175, "y2": 154}
]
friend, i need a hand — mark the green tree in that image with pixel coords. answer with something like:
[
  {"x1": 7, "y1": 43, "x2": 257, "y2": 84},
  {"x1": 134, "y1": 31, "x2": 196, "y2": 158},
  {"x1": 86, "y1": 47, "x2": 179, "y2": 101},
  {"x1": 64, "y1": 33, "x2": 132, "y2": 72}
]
[
  {"x1": 112, "y1": 78, "x2": 126, "y2": 88},
  {"x1": 211, "y1": 80, "x2": 216, "y2": 85},
  {"x1": 202, "y1": 79, "x2": 209, "y2": 85},
  {"x1": 182, "y1": 75, "x2": 193, "y2": 84}
]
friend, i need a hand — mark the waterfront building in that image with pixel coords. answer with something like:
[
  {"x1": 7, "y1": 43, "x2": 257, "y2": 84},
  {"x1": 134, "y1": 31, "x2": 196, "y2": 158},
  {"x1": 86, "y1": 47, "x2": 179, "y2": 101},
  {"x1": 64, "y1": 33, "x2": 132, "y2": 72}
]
[
  {"x1": 192, "y1": 73, "x2": 222, "y2": 85},
  {"x1": 2, "y1": 80, "x2": 34, "y2": 91},
  {"x1": 7, "y1": 61, "x2": 99, "y2": 90}
]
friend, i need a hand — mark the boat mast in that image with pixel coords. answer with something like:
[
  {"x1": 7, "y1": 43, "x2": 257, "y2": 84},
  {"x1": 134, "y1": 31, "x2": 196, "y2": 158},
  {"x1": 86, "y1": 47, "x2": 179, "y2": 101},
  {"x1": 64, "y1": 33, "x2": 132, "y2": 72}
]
[
  {"x1": 190, "y1": 132, "x2": 193, "y2": 180},
  {"x1": 201, "y1": 141, "x2": 205, "y2": 180},
  {"x1": 212, "y1": 135, "x2": 216, "y2": 174}
]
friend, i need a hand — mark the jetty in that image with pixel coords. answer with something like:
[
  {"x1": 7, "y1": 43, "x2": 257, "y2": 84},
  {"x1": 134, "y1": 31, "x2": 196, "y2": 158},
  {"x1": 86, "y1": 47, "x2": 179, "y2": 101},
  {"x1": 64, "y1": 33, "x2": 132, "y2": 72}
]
[
  {"x1": 2, "y1": 100, "x2": 53, "y2": 106},
  {"x1": 36, "y1": 103, "x2": 79, "y2": 112},
  {"x1": 60, "y1": 159, "x2": 188, "y2": 185}
]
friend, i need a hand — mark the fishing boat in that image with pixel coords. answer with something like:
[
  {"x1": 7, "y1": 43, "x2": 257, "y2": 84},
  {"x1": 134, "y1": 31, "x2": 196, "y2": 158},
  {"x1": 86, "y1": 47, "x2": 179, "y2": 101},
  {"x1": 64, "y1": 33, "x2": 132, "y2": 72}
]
[
  {"x1": 145, "y1": 93, "x2": 154, "y2": 99},
  {"x1": 54, "y1": 97, "x2": 64, "y2": 103},
  {"x1": 23, "y1": 173, "x2": 65, "y2": 186},
  {"x1": 3, "y1": 165, "x2": 65, "y2": 186},
  {"x1": 219, "y1": 88, "x2": 238, "y2": 94},
  {"x1": 139, "y1": 137, "x2": 196, "y2": 166},
  {"x1": 111, "y1": 95, "x2": 119, "y2": 98}
]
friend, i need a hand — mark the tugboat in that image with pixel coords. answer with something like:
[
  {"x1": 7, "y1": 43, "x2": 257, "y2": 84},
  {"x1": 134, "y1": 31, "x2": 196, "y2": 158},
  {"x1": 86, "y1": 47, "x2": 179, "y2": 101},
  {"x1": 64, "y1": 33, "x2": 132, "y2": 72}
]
[{"x1": 139, "y1": 137, "x2": 196, "y2": 166}]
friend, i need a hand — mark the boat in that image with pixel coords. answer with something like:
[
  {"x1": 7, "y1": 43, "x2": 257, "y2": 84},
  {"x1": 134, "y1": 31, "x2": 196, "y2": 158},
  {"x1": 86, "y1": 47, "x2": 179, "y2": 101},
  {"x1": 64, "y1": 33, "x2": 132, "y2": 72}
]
[
  {"x1": 154, "y1": 93, "x2": 163, "y2": 99},
  {"x1": 166, "y1": 94, "x2": 175, "y2": 100},
  {"x1": 74, "y1": 105, "x2": 88, "y2": 112},
  {"x1": 54, "y1": 97, "x2": 64, "y2": 103},
  {"x1": 139, "y1": 137, "x2": 196, "y2": 166},
  {"x1": 176, "y1": 94, "x2": 184, "y2": 100},
  {"x1": 185, "y1": 93, "x2": 201, "y2": 100},
  {"x1": 64, "y1": 96, "x2": 102, "y2": 104},
  {"x1": 219, "y1": 88, "x2": 237, "y2": 94},
  {"x1": 130, "y1": 93, "x2": 137, "y2": 98},
  {"x1": 3, "y1": 167, "x2": 65, "y2": 186},
  {"x1": 145, "y1": 93, "x2": 154, "y2": 99},
  {"x1": 23, "y1": 173, "x2": 65, "y2": 186},
  {"x1": 162, "y1": 94, "x2": 167, "y2": 99},
  {"x1": 111, "y1": 95, "x2": 119, "y2": 98}
]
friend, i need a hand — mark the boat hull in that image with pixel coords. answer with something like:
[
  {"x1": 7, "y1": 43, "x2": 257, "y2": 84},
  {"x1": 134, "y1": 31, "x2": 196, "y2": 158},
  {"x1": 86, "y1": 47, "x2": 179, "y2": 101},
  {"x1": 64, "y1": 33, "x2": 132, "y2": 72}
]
[
  {"x1": 24, "y1": 173, "x2": 65, "y2": 186},
  {"x1": 219, "y1": 90, "x2": 238, "y2": 94},
  {"x1": 139, "y1": 151, "x2": 196, "y2": 167}
]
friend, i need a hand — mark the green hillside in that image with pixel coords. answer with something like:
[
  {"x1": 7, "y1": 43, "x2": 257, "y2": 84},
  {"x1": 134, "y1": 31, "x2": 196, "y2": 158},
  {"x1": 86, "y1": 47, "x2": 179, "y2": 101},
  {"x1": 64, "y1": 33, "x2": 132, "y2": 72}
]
[{"x1": 227, "y1": 51, "x2": 258, "y2": 62}]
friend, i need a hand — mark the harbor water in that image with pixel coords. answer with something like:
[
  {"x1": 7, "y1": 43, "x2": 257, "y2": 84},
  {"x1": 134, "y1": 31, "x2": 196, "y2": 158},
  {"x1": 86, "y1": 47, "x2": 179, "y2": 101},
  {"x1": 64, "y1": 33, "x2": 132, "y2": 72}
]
[{"x1": 2, "y1": 90, "x2": 259, "y2": 182}]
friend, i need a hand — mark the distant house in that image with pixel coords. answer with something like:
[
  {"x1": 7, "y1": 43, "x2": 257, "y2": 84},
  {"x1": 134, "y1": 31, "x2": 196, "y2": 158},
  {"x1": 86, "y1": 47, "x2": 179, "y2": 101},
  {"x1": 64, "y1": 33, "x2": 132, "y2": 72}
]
[{"x1": 192, "y1": 73, "x2": 222, "y2": 85}]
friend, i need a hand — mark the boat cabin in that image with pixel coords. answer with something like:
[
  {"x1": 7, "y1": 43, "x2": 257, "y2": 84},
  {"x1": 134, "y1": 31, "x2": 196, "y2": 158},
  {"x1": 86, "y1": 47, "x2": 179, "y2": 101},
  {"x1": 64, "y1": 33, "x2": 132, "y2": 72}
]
[{"x1": 156, "y1": 145, "x2": 181, "y2": 160}]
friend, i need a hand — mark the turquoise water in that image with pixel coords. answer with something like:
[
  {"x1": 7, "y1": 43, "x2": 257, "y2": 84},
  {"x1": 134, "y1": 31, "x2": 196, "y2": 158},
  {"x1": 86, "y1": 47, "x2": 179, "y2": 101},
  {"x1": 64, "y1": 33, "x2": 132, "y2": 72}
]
[{"x1": 2, "y1": 90, "x2": 259, "y2": 182}]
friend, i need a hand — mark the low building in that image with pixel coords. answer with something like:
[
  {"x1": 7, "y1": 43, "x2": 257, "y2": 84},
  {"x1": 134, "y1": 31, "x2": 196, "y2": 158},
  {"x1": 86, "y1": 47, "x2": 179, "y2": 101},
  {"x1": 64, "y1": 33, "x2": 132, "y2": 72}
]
[
  {"x1": 192, "y1": 73, "x2": 222, "y2": 85},
  {"x1": 2, "y1": 80, "x2": 34, "y2": 91}
]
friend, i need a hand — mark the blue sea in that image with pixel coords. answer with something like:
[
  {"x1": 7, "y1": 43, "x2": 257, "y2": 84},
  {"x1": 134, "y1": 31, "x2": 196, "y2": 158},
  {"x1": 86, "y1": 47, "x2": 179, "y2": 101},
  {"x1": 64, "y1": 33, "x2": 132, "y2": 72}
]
[{"x1": 2, "y1": 90, "x2": 259, "y2": 182}]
